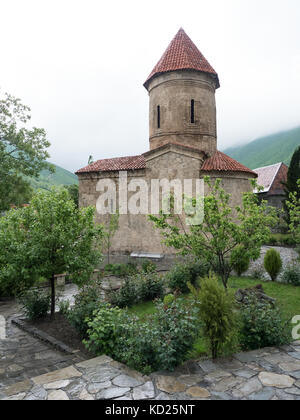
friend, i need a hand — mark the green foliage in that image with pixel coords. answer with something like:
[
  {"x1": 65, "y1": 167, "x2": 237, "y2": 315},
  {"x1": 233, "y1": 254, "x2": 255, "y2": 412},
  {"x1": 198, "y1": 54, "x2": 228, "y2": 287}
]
[
  {"x1": 231, "y1": 246, "x2": 250, "y2": 276},
  {"x1": 84, "y1": 298, "x2": 199, "y2": 373},
  {"x1": 166, "y1": 260, "x2": 210, "y2": 294},
  {"x1": 0, "y1": 188, "x2": 103, "y2": 315},
  {"x1": 150, "y1": 177, "x2": 277, "y2": 289},
  {"x1": 58, "y1": 299, "x2": 70, "y2": 316},
  {"x1": 0, "y1": 90, "x2": 53, "y2": 211},
  {"x1": 141, "y1": 259, "x2": 157, "y2": 274},
  {"x1": 67, "y1": 280, "x2": 103, "y2": 338},
  {"x1": 189, "y1": 273, "x2": 238, "y2": 359},
  {"x1": 264, "y1": 249, "x2": 282, "y2": 282},
  {"x1": 65, "y1": 184, "x2": 79, "y2": 208},
  {"x1": 282, "y1": 263, "x2": 300, "y2": 286},
  {"x1": 84, "y1": 303, "x2": 123, "y2": 355},
  {"x1": 224, "y1": 126, "x2": 300, "y2": 169},
  {"x1": 286, "y1": 180, "x2": 300, "y2": 245},
  {"x1": 102, "y1": 212, "x2": 119, "y2": 264},
  {"x1": 104, "y1": 262, "x2": 138, "y2": 278},
  {"x1": 109, "y1": 272, "x2": 164, "y2": 308},
  {"x1": 239, "y1": 297, "x2": 289, "y2": 350},
  {"x1": 267, "y1": 234, "x2": 296, "y2": 247},
  {"x1": 18, "y1": 288, "x2": 51, "y2": 320},
  {"x1": 27, "y1": 165, "x2": 78, "y2": 192},
  {"x1": 163, "y1": 294, "x2": 175, "y2": 307}
]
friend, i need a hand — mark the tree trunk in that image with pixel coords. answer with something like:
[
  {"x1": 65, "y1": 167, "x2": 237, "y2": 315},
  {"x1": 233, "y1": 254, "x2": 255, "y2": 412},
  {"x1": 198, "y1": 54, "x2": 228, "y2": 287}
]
[{"x1": 50, "y1": 274, "x2": 56, "y2": 320}]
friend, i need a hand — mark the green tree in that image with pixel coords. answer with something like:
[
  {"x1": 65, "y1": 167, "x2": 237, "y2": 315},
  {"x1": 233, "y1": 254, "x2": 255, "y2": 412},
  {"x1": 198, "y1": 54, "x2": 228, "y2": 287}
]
[
  {"x1": 0, "y1": 90, "x2": 53, "y2": 211},
  {"x1": 264, "y1": 249, "x2": 282, "y2": 282},
  {"x1": 150, "y1": 177, "x2": 277, "y2": 289},
  {"x1": 103, "y1": 212, "x2": 119, "y2": 264},
  {"x1": 283, "y1": 146, "x2": 300, "y2": 222},
  {"x1": 66, "y1": 184, "x2": 79, "y2": 208},
  {"x1": 0, "y1": 188, "x2": 103, "y2": 317},
  {"x1": 286, "y1": 179, "x2": 300, "y2": 245}
]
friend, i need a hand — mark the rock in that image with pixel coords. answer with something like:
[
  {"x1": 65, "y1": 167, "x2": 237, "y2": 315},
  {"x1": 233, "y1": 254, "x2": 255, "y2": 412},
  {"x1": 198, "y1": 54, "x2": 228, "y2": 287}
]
[
  {"x1": 2, "y1": 392, "x2": 26, "y2": 400},
  {"x1": 198, "y1": 360, "x2": 218, "y2": 373},
  {"x1": 258, "y1": 372, "x2": 295, "y2": 388},
  {"x1": 7, "y1": 364, "x2": 23, "y2": 373},
  {"x1": 3, "y1": 379, "x2": 32, "y2": 396},
  {"x1": 186, "y1": 386, "x2": 210, "y2": 398},
  {"x1": 178, "y1": 374, "x2": 203, "y2": 387},
  {"x1": 76, "y1": 355, "x2": 113, "y2": 369},
  {"x1": 238, "y1": 377, "x2": 262, "y2": 395},
  {"x1": 288, "y1": 352, "x2": 300, "y2": 361},
  {"x1": 24, "y1": 385, "x2": 47, "y2": 400},
  {"x1": 279, "y1": 362, "x2": 300, "y2": 372},
  {"x1": 79, "y1": 389, "x2": 94, "y2": 400},
  {"x1": 133, "y1": 381, "x2": 155, "y2": 400},
  {"x1": 44, "y1": 380, "x2": 70, "y2": 390},
  {"x1": 234, "y1": 369, "x2": 257, "y2": 379},
  {"x1": 155, "y1": 392, "x2": 172, "y2": 400},
  {"x1": 87, "y1": 381, "x2": 111, "y2": 394},
  {"x1": 216, "y1": 358, "x2": 243, "y2": 370},
  {"x1": 248, "y1": 388, "x2": 275, "y2": 400},
  {"x1": 97, "y1": 387, "x2": 130, "y2": 400},
  {"x1": 33, "y1": 366, "x2": 82, "y2": 385},
  {"x1": 155, "y1": 376, "x2": 186, "y2": 394},
  {"x1": 290, "y1": 371, "x2": 300, "y2": 380},
  {"x1": 112, "y1": 374, "x2": 143, "y2": 388},
  {"x1": 204, "y1": 370, "x2": 232, "y2": 383},
  {"x1": 213, "y1": 376, "x2": 243, "y2": 392},
  {"x1": 284, "y1": 387, "x2": 300, "y2": 396},
  {"x1": 48, "y1": 390, "x2": 69, "y2": 400},
  {"x1": 235, "y1": 284, "x2": 275, "y2": 306},
  {"x1": 265, "y1": 353, "x2": 295, "y2": 364},
  {"x1": 234, "y1": 351, "x2": 259, "y2": 364}
]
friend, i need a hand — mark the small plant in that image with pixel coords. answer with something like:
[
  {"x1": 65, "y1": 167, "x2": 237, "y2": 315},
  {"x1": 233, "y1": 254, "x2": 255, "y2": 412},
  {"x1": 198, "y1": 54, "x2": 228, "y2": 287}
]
[
  {"x1": 282, "y1": 263, "x2": 300, "y2": 286},
  {"x1": 109, "y1": 277, "x2": 138, "y2": 308},
  {"x1": 141, "y1": 259, "x2": 156, "y2": 274},
  {"x1": 163, "y1": 294, "x2": 175, "y2": 307},
  {"x1": 188, "y1": 273, "x2": 238, "y2": 359},
  {"x1": 19, "y1": 288, "x2": 51, "y2": 320},
  {"x1": 239, "y1": 297, "x2": 289, "y2": 350},
  {"x1": 104, "y1": 263, "x2": 138, "y2": 278},
  {"x1": 264, "y1": 249, "x2": 282, "y2": 282},
  {"x1": 231, "y1": 246, "x2": 250, "y2": 276},
  {"x1": 139, "y1": 273, "x2": 164, "y2": 302},
  {"x1": 58, "y1": 299, "x2": 70, "y2": 315}
]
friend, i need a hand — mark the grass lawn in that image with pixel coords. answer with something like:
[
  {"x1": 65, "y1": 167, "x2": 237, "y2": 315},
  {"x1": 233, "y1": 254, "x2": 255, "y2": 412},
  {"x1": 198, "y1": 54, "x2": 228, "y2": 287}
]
[{"x1": 129, "y1": 276, "x2": 300, "y2": 359}]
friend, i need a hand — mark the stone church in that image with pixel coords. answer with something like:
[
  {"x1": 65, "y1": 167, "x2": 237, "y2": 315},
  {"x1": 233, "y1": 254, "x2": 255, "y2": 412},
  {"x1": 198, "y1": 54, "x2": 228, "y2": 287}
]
[{"x1": 76, "y1": 28, "x2": 256, "y2": 257}]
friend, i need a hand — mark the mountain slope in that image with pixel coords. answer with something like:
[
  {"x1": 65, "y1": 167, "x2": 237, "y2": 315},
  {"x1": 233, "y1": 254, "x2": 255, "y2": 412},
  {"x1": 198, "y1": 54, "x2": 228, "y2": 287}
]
[
  {"x1": 28, "y1": 163, "x2": 78, "y2": 190},
  {"x1": 223, "y1": 126, "x2": 300, "y2": 169}
]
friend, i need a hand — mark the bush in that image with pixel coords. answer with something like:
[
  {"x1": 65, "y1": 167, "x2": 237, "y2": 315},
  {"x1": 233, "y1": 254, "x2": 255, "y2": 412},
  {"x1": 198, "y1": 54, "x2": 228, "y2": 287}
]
[
  {"x1": 231, "y1": 246, "x2": 250, "y2": 276},
  {"x1": 84, "y1": 298, "x2": 199, "y2": 374},
  {"x1": 264, "y1": 249, "x2": 282, "y2": 282},
  {"x1": 188, "y1": 273, "x2": 238, "y2": 359},
  {"x1": 109, "y1": 272, "x2": 165, "y2": 308},
  {"x1": 19, "y1": 288, "x2": 51, "y2": 320},
  {"x1": 282, "y1": 263, "x2": 300, "y2": 286},
  {"x1": 141, "y1": 259, "x2": 156, "y2": 274},
  {"x1": 167, "y1": 260, "x2": 209, "y2": 294},
  {"x1": 104, "y1": 263, "x2": 138, "y2": 278},
  {"x1": 163, "y1": 294, "x2": 175, "y2": 307},
  {"x1": 67, "y1": 281, "x2": 102, "y2": 338},
  {"x1": 83, "y1": 303, "x2": 123, "y2": 355},
  {"x1": 58, "y1": 299, "x2": 70, "y2": 316},
  {"x1": 239, "y1": 297, "x2": 289, "y2": 350}
]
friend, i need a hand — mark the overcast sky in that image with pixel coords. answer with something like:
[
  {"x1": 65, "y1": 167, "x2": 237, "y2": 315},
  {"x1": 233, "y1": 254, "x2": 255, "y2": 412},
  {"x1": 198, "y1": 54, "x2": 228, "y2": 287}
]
[{"x1": 1, "y1": 0, "x2": 300, "y2": 172}]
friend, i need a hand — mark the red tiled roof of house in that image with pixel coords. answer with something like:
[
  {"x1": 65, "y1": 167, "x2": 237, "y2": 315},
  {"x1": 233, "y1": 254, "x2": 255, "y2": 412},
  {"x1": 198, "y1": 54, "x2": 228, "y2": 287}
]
[
  {"x1": 201, "y1": 151, "x2": 257, "y2": 176},
  {"x1": 76, "y1": 155, "x2": 146, "y2": 174},
  {"x1": 144, "y1": 28, "x2": 219, "y2": 89},
  {"x1": 254, "y1": 162, "x2": 288, "y2": 194}
]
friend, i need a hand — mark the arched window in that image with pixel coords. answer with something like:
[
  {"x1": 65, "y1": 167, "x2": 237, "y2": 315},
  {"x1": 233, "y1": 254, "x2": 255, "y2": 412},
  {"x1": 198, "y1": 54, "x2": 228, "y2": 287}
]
[
  {"x1": 157, "y1": 105, "x2": 160, "y2": 129},
  {"x1": 191, "y1": 100, "x2": 195, "y2": 124}
]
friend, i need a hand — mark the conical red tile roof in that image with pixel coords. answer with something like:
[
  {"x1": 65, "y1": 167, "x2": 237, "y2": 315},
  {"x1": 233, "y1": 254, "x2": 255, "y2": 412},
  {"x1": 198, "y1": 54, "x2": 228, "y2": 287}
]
[
  {"x1": 201, "y1": 151, "x2": 257, "y2": 176},
  {"x1": 144, "y1": 28, "x2": 219, "y2": 89}
]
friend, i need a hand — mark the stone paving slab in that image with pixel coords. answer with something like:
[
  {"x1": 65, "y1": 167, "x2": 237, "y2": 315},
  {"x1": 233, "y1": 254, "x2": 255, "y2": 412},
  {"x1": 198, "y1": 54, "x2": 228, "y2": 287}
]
[{"x1": 0, "y1": 342, "x2": 300, "y2": 400}]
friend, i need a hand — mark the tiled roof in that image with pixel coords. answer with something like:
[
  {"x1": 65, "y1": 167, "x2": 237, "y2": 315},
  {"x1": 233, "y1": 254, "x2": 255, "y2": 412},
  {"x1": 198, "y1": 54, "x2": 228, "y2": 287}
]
[
  {"x1": 201, "y1": 151, "x2": 257, "y2": 176},
  {"x1": 144, "y1": 28, "x2": 219, "y2": 89},
  {"x1": 254, "y1": 162, "x2": 287, "y2": 194},
  {"x1": 76, "y1": 155, "x2": 146, "y2": 174}
]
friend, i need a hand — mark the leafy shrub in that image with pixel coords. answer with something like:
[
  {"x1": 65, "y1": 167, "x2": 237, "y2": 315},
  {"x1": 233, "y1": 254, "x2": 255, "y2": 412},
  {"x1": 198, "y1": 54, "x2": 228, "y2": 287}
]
[
  {"x1": 166, "y1": 260, "x2": 209, "y2": 294},
  {"x1": 239, "y1": 297, "x2": 289, "y2": 350},
  {"x1": 83, "y1": 303, "x2": 123, "y2": 355},
  {"x1": 188, "y1": 273, "x2": 238, "y2": 359},
  {"x1": 231, "y1": 246, "x2": 250, "y2": 276},
  {"x1": 58, "y1": 299, "x2": 70, "y2": 315},
  {"x1": 67, "y1": 281, "x2": 102, "y2": 338},
  {"x1": 141, "y1": 259, "x2": 156, "y2": 274},
  {"x1": 85, "y1": 298, "x2": 199, "y2": 374},
  {"x1": 264, "y1": 249, "x2": 282, "y2": 282},
  {"x1": 104, "y1": 263, "x2": 138, "y2": 278},
  {"x1": 163, "y1": 294, "x2": 175, "y2": 307},
  {"x1": 282, "y1": 263, "x2": 300, "y2": 286},
  {"x1": 109, "y1": 272, "x2": 164, "y2": 308},
  {"x1": 19, "y1": 288, "x2": 51, "y2": 320}
]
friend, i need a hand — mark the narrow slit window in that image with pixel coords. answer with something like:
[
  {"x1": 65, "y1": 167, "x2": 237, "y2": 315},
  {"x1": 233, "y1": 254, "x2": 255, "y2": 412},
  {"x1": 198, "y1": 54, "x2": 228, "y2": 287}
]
[
  {"x1": 157, "y1": 105, "x2": 160, "y2": 129},
  {"x1": 191, "y1": 100, "x2": 195, "y2": 124}
]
